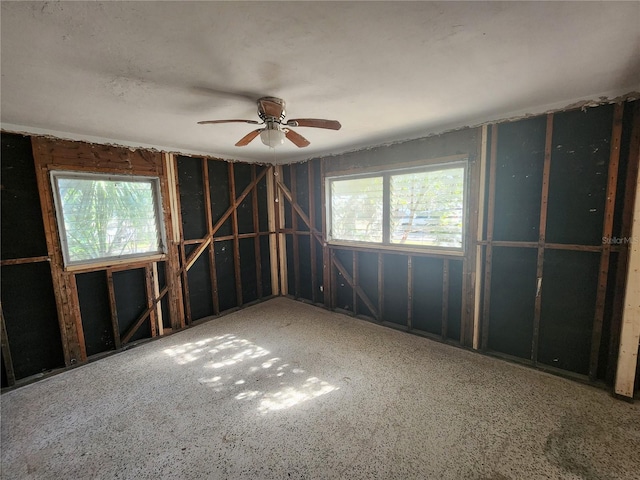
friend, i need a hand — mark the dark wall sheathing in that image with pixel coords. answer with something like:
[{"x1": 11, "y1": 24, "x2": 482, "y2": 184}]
[
  {"x1": 411, "y1": 257, "x2": 444, "y2": 335},
  {"x1": 77, "y1": 271, "x2": 115, "y2": 356},
  {"x1": 297, "y1": 236, "x2": 313, "y2": 301},
  {"x1": 215, "y1": 240, "x2": 238, "y2": 312},
  {"x1": 493, "y1": 117, "x2": 546, "y2": 242},
  {"x1": 383, "y1": 254, "x2": 408, "y2": 326},
  {"x1": 113, "y1": 269, "x2": 150, "y2": 343},
  {"x1": 188, "y1": 253, "x2": 214, "y2": 321},
  {"x1": 239, "y1": 238, "x2": 258, "y2": 304},
  {"x1": 546, "y1": 105, "x2": 613, "y2": 246},
  {"x1": 177, "y1": 155, "x2": 207, "y2": 240},
  {"x1": 259, "y1": 236, "x2": 273, "y2": 298},
  {"x1": 335, "y1": 249, "x2": 353, "y2": 311},
  {"x1": 487, "y1": 247, "x2": 537, "y2": 359},
  {"x1": 1, "y1": 134, "x2": 48, "y2": 259},
  {"x1": 538, "y1": 250, "x2": 600, "y2": 375},
  {"x1": 208, "y1": 159, "x2": 232, "y2": 236},
  {"x1": 357, "y1": 251, "x2": 378, "y2": 318},
  {"x1": 1, "y1": 263, "x2": 65, "y2": 379},
  {"x1": 446, "y1": 260, "x2": 463, "y2": 340},
  {"x1": 257, "y1": 174, "x2": 270, "y2": 232}
]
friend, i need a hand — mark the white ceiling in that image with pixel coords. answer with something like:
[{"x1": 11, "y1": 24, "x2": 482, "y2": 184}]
[{"x1": 1, "y1": 1, "x2": 639, "y2": 164}]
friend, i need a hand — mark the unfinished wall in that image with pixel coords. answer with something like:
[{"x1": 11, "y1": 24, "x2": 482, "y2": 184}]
[{"x1": 0, "y1": 135, "x2": 273, "y2": 388}]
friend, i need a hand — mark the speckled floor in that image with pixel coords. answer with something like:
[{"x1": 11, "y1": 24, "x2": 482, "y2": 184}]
[{"x1": 2, "y1": 297, "x2": 639, "y2": 479}]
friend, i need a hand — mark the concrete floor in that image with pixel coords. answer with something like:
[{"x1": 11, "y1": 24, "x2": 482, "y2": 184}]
[{"x1": 2, "y1": 298, "x2": 639, "y2": 480}]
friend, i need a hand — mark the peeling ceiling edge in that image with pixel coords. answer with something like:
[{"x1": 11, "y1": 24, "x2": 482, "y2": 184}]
[
  {"x1": 314, "y1": 89, "x2": 640, "y2": 163},
  {"x1": 2, "y1": 89, "x2": 639, "y2": 166}
]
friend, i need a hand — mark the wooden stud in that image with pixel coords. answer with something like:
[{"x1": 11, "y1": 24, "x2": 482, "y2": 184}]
[
  {"x1": 442, "y1": 258, "x2": 450, "y2": 339},
  {"x1": 614, "y1": 139, "x2": 640, "y2": 398},
  {"x1": 378, "y1": 253, "x2": 384, "y2": 320},
  {"x1": 275, "y1": 166, "x2": 288, "y2": 295},
  {"x1": 308, "y1": 161, "x2": 318, "y2": 303},
  {"x1": 608, "y1": 101, "x2": 640, "y2": 385},
  {"x1": 320, "y1": 159, "x2": 331, "y2": 307},
  {"x1": 152, "y1": 262, "x2": 164, "y2": 336},
  {"x1": 473, "y1": 124, "x2": 489, "y2": 349},
  {"x1": 407, "y1": 256, "x2": 413, "y2": 330},
  {"x1": 291, "y1": 165, "x2": 301, "y2": 298},
  {"x1": 144, "y1": 265, "x2": 157, "y2": 337},
  {"x1": 0, "y1": 256, "x2": 50, "y2": 266},
  {"x1": 106, "y1": 269, "x2": 122, "y2": 350},
  {"x1": 228, "y1": 163, "x2": 243, "y2": 307},
  {"x1": 201, "y1": 157, "x2": 220, "y2": 314},
  {"x1": 252, "y1": 165, "x2": 263, "y2": 299},
  {"x1": 590, "y1": 103, "x2": 624, "y2": 379},
  {"x1": 481, "y1": 124, "x2": 498, "y2": 349},
  {"x1": 531, "y1": 113, "x2": 554, "y2": 363},
  {"x1": 0, "y1": 302, "x2": 16, "y2": 387},
  {"x1": 266, "y1": 166, "x2": 280, "y2": 295}
]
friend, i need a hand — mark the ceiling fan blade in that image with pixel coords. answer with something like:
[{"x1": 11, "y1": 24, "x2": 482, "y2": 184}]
[
  {"x1": 285, "y1": 128, "x2": 310, "y2": 148},
  {"x1": 235, "y1": 129, "x2": 263, "y2": 147},
  {"x1": 258, "y1": 97, "x2": 285, "y2": 118},
  {"x1": 198, "y1": 119, "x2": 260, "y2": 125},
  {"x1": 286, "y1": 118, "x2": 342, "y2": 130}
]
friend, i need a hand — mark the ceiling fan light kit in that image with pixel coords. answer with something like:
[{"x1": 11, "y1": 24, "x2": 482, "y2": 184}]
[{"x1": 198, "y1": 96, "x2": 341, "y2": 149}]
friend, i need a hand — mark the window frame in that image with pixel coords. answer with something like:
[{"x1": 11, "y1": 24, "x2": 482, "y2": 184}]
[
  {"x1": 325, "y1": 159, "x2": 468, "y2": 255},
  {"x1": 50, "y1": 170, "x2": 168, "y2": 269}
]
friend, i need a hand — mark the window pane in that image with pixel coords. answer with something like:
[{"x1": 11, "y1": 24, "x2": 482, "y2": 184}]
[
  {"x1": 55, "y1": 175, "x2": 164, "y2": 264},
  {"x1": 390, "y1": 168, "x2": 464, "y2": 248},
  {"x1": 330, "y1": 177, "x2": 383, "y2": 242}
]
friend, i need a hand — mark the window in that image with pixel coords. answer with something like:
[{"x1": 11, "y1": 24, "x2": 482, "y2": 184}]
[
  {"x1": 51, "y1": 171, "x2": 166, "y2": 267},
  {"x1": 327, "y1": 161, "x2": 466, "y2": 251}
]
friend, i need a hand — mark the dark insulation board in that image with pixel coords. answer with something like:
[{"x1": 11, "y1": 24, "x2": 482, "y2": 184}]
[
  {"x1": 314, "y1": 238, "x2": 324, "y2": 304},
  {"x1": 411, "y1": 257, "x2": 444, "y2": 335},
  {"x1": 1, "y1": 354, "x2": 8, "y2": 388},
  {"x1": 546, "y1": 105, "x2": 613, "y2": 246},
  {"x1": 1, "y1": 263, "x2": 64, "y2": 379},
  {"x1": 295, "y1": 162, "x2": 310, "y2": 231},
  {"x1": 260, "y1": 235, "x2": 273, "y2": 297},
  {"x1": 538, "y1": 250, "x2": 600, "y2": 375},
  {"x1": 383, "y1": 254, "x2": 408, "y2": 326},
  {"x1": 177, "y1": 156, "x2": 207, "y2": 240},
  {"x1": 446, "y1": 260, "x2": 463, "y2": 341},
  {"x1": 77, "y1": 271, "x2": 115, "y2": 356},
  {"x1": 493, "y1": 116, "x2": 546, "y2": 242},
  {"x1": 188, "y1": 252, "x2": 214, "y2": 321},
  {"x1": 298, "y1": 235, "x2": 313, "y2": 301},
  {"x1": 312, "y1": 159, "x2": 323, "y2": 231},
  {"x1": 239, "y1": 238, "x2": 258, "y2": 303},
  {"x1": 157, "y1": 262, "x2": 172, "y2": 329},
  {"x1": 335, "y1": 249, "x2": 353, "y2": 311},
  {"x1": 113, "y1": 269, "x2": 150, "y2": 342},
  {"x1": 286, "y1": 234, "x2": 295, "y2": 296},
  {"x1": 257, "y1": 172, "x2": 269, "y2": 232},
  {"x1": 234, "y1": 164, "x2": 254, "y2": 235},
  {"x1": 357, "y1": 251, "x2": 378, "y2": 318},
  {"x1": 1, "y1": 133, "x2": 48, "y2": 259},
  {"x1": 282, "y1": 166, "x2": 293, "y2": 229},
  {"x1": 215, "y1": 240, "x2": 237, "y2": 312},
  {"x1": 488, "y1": 247, "x2": 537, "y2": 359},
  {"x1": 208, "y1": 160, "x2": 232, "y2": 237},
  {"x1": 600, "y1": 252, "x2": 618, "y2": 381}
]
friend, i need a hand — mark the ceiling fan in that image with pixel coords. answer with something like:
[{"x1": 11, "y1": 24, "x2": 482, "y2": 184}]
[{"x1": 198, "y1": 96, "x2": 341, "y2": 148}]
